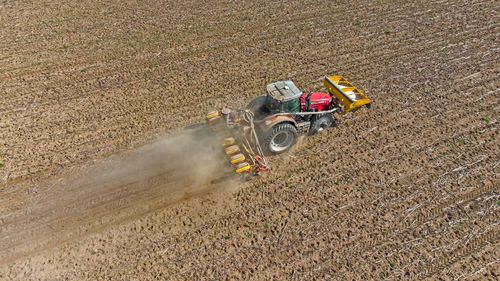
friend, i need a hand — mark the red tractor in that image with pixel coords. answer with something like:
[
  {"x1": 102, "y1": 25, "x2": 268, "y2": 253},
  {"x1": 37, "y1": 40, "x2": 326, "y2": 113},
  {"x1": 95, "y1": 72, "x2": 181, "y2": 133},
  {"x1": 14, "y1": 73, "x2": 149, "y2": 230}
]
[{"x1": 203, "y1": 75, "x2": 371, "y2": 178}]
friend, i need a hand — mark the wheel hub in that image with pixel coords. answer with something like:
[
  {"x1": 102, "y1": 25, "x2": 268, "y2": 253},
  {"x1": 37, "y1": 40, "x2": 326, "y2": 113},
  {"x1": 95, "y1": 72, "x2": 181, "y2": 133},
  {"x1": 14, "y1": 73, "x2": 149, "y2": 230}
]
[{"x1": 270, "y1": 131, "x2": 293, "y2": 152}]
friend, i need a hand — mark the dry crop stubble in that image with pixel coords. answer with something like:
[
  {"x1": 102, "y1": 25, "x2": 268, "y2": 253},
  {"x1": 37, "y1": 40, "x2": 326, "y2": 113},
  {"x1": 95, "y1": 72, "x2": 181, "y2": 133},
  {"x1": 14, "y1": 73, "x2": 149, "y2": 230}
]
[{"x1": 1, "y1": 0, "x2": 499, "y2": 279}]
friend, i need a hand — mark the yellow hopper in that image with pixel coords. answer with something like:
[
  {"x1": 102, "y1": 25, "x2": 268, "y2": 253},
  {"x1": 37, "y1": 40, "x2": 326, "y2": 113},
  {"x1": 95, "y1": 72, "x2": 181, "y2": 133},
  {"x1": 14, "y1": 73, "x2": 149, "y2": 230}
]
[{"x1": 324, "y1": 75, "x2": 371, "y2": 113}]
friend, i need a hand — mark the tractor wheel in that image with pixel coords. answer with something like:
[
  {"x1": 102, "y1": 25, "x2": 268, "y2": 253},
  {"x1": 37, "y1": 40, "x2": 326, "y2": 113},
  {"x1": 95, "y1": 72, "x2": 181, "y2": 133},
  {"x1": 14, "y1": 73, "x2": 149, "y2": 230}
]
[
  {"x1": 246, "y1": 95, "x2": 269, "y2": 118},
  {"x1": 246, "y1": 95, "x2": 267, "y2": 111},
  {"x1": 309, "y1": 114, "x2": 336, "y2": 135},
  {"x1": 262, "y1": 123, "x2": 298, "y2": 155}
]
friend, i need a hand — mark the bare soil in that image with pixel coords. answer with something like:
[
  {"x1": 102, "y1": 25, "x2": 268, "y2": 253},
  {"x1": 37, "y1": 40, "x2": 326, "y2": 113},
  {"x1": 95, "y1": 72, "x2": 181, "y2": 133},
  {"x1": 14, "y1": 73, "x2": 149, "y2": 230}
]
[{"x1": 0, "y1": 0, "x2": 498, "y2": 280}]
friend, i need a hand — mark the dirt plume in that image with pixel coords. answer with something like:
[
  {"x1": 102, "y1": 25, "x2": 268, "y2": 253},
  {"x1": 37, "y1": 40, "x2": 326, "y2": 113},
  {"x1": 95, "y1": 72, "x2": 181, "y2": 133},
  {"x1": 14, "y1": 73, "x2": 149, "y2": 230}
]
[
  {"x1": 0, "y1": 128, "x2": 231, "y2": 263},
  {"x1": 72, "y1": 128, "x2": 226, "y2": 195}
]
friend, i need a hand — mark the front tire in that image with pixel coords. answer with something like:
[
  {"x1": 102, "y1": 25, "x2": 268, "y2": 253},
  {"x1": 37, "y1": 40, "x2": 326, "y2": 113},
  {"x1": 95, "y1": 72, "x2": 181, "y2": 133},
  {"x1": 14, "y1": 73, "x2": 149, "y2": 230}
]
[
  {"x1": 309, "y1": 114, "x2": 336, "y2": 135},
  {"x1": 262, "y1": 123, "x2": 298, "y2": 155}
]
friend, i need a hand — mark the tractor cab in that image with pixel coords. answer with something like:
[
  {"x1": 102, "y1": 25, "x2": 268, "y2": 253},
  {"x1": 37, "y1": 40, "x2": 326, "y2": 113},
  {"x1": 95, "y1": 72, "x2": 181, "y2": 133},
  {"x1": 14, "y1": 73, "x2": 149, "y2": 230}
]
[{"x1": 265, "y1": 81, "x2": 302, "y2": 114}]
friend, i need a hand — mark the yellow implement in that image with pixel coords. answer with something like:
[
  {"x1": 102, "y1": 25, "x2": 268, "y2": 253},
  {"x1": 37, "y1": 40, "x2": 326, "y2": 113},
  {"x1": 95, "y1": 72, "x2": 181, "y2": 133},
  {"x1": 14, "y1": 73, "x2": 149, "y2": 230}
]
[
  {"x1": 230, "y1": 153, "x2": 246, "y2": 164},
  {"x1": 324, "y1": 75, "x2": 371, "y2": 113},
  {"x1": 222, "y1": 137, "x2": 236, "y2": 147},
  {"x1": 206, "y1": 110, "x2": 220, "y2": 120},
  {"x1": 235, "y1": 162, "x2": 251, "y2": 173},
  {"x1": 225, "y1": 145, "x2": 240, "y2": 155}
]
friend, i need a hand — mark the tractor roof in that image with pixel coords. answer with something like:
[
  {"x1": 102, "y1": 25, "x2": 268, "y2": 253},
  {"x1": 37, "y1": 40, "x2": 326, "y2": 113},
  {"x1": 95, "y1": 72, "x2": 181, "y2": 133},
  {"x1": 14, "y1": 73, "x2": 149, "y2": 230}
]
[{"x1": 266, "y1": 81, "x2": 302, "y2": 102}]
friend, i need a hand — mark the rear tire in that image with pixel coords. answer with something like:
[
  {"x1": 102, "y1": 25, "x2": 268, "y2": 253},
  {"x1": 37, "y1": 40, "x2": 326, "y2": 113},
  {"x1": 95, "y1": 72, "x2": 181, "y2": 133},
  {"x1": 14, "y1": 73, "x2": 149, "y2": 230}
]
[{"x1": 262, "y1": 123, "x2": 298, "y2": 155}]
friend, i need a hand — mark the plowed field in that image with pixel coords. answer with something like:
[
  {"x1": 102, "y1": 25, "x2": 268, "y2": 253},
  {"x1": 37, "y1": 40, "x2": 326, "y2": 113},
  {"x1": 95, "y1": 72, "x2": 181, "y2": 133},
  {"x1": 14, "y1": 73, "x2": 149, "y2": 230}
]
[{"x1": 1, "y1": 0, "x2": 498, "y2": 280}]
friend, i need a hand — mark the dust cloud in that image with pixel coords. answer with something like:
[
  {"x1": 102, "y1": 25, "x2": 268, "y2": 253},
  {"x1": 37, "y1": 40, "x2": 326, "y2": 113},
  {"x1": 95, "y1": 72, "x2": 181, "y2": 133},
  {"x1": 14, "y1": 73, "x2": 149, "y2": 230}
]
[
  {"x1": 0, "y1": 128, "x2": 232, "y2": 262},
  {"x1": 72, "y1": 128, "x2": 227, "y2": 194}
]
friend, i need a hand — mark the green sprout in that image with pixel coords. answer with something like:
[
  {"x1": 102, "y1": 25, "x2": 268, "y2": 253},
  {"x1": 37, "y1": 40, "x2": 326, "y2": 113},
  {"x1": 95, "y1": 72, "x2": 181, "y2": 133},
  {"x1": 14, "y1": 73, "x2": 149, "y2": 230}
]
[{"x1": 482, "y1": 116, "x2": 492, "y2": 124}]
